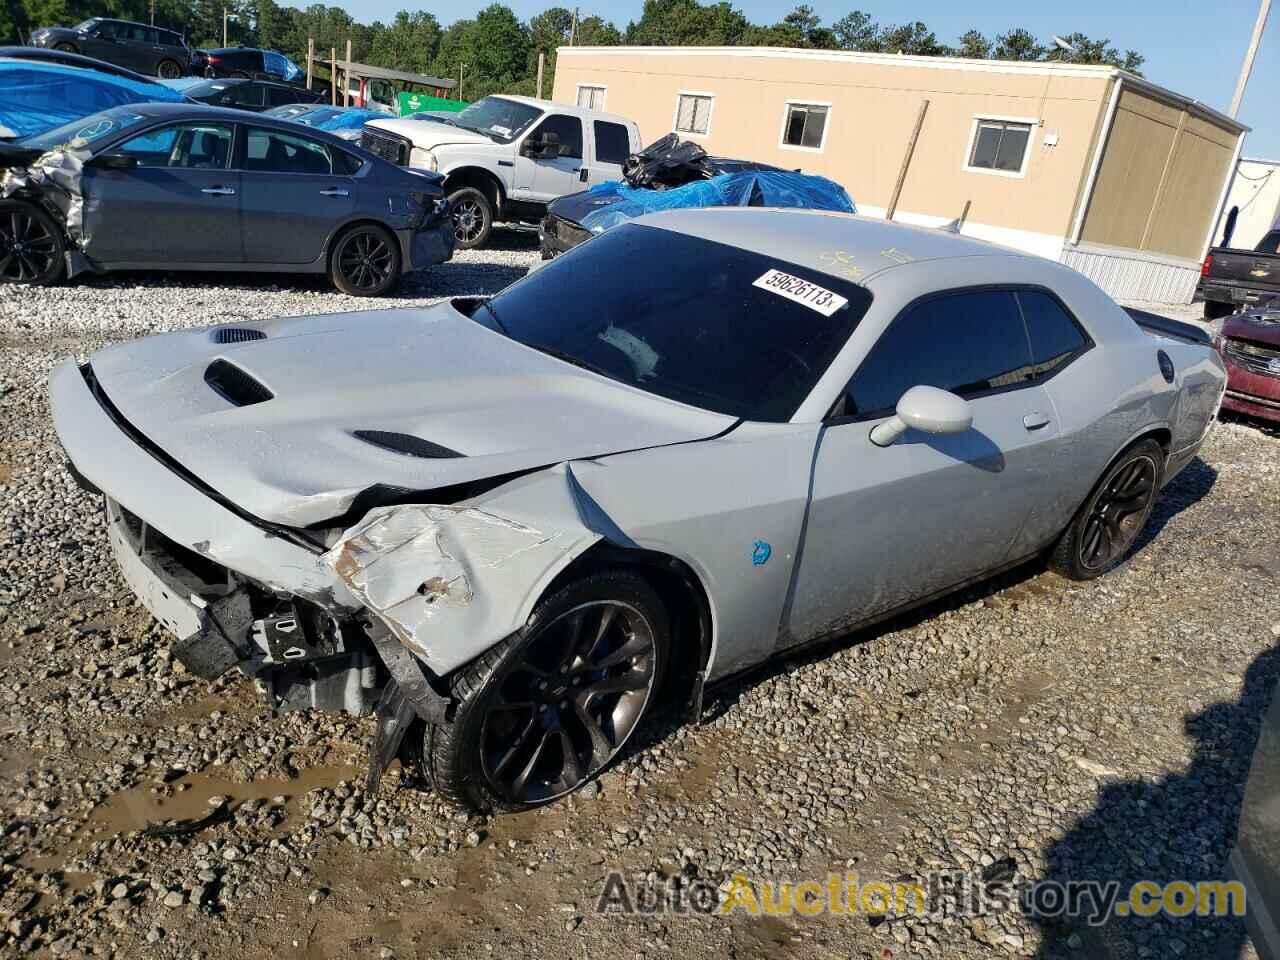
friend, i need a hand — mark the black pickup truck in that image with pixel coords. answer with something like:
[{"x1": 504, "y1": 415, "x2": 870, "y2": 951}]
[{"x1": 1196, "y1": 228, "x2": 1280, "y2": 320}]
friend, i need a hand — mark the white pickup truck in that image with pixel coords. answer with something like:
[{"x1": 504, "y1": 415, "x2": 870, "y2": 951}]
[{"x1": 361, "y1": 95, "x2": 641, "y2": 248}]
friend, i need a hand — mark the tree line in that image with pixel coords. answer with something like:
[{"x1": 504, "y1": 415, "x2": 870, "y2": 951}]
[{"x1": 3, "y1": 0, "x2": 1145, "y2": 99}]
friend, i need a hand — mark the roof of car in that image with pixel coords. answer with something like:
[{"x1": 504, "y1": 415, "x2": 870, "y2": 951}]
[
  {"x1": 490, "y1": 94, "x2": 635, "y2": 126},
  {"x1": 101, "y1": 102, "x2": 348, "y2": 136},
  {"x1": 638, "y1": 207, "x2": 1028, "y2": 284}
]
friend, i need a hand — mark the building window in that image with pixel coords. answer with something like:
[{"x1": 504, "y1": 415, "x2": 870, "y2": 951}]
[
  {"x1": 674, "y1": 93, "x2": 714, "y2": 136},
  {"x1": 965, "y1": 118, "x2": 1034, "y2": 176},
  {"x1": 779, "y1": 102, "x2": 829, "y2": 151},
  {"x1": 576, "y1": 85, "x2": 606, "y2": 110}
]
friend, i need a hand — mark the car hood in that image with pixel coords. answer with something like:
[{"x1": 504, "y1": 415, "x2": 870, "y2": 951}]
[
  {"x1": 1224, "y1": 309, "x2": 1280, "y2": 346},
  {"x1": 368, "y1": 117, "x2": 498, "y2": 150},
  {"x1": 547, "y1": 188, "x2": 625, "y2": 229},
  {"x1": 86, "y1": 302, "x2": 734, "y2": 527}
]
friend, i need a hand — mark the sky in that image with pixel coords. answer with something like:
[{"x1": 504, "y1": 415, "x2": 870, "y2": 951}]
[{"x1": 332, "y1": 0, "x2": 1278, "y2": 159}]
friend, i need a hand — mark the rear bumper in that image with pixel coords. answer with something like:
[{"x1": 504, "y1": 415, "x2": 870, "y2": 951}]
[{"x1": 1196, "y1": 280, "x2": 1279, "y2": 307}]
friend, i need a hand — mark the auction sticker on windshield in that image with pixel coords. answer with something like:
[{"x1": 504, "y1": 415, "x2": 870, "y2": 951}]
[{"x1": 753, "y1": 269, "x2": 848, "y2": 317}]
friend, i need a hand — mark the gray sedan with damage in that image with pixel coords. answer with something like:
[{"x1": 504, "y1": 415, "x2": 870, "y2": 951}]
[{"x1": 49, "y1": 209, "x2": 1227, "y2": 812}]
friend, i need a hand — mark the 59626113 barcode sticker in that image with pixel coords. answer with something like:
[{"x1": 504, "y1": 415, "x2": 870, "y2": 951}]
[{"x1": 752, "y1": 269, "x2": 848, "y2": 317}]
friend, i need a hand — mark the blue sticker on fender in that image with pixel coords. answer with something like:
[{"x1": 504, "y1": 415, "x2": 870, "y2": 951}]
[{"x1": 751, "y1": 540, "x2": 772, "y2": 566}]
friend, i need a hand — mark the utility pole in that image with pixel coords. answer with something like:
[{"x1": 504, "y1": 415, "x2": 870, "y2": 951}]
[
  {"x1": 344, "y1": 39, "x2": 352, "y2": 107},
  {"x1": 222, "y1": 8, "x2": 228, "y2": 47},
  {"x1": 570, "y1": 7, "x2": 578, "y2": 45},
  {"x1": 1230, "y1": 0, "x2": 1272, "y2": 118},
  {"x1": 536, "y1": 51, "x2": 545, "y2": 99},
  {"x1": 149, "y1": 0, "x2": 155, "y2": 25},
  {"x1": 306, "y1": 37, "x2": 314, "y2": 89},
  {"x1": 331, "y1": 47, "x2": 337, "y2": 105},
  {"x1": 458, "y1": 62, "x2": 465, "y2": 101}
]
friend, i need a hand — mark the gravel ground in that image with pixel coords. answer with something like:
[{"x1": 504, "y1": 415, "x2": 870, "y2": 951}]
[{"x1": 1, "y1": 238, "x2": 1278, "y2": 960}]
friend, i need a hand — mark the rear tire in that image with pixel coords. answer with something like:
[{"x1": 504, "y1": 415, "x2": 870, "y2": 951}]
[
  {"x1": 329, "y1": 223, "x2": 401, "y2": 297},
  {"x1": 1047, "y1": 439, "x2": 1164, "y2": 581},
  {"x1": 0, "y1": 199, "x2": 66, "y2": 286},
  {"x1": 156, "y1": 59, "x2": 182, "y2": 80},
  {"x1": 1204, "y1": 300, "x2": 1233, "y2": 321},
  {"x1": 447, "y1": 187, "x2": 493, "y2": 249},
  {"x1": 420, "y1": 570, "x2": 669, "y2": 813}
]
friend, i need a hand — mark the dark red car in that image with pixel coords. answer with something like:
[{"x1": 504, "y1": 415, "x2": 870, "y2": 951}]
[{"x1": 1212, "y1": 304, "x2": 1280, "y2": 423}]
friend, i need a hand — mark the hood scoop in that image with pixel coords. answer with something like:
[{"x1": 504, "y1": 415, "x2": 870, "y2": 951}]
[
  {"x1": 354, "y1": 430, "x2": 462, "y2": 459},
  {"x1": 204, "y1": 359, "x2": 273, "y2": 407},
  {"x1": 210, "y1": 327, "x2": 268, "y2": 344}
]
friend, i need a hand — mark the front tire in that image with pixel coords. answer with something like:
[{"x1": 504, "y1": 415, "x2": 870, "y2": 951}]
[
  {"x1": 53, "y1": 42, "x2": 77, "y2": 53},
  {"x1": 1048, "y1": 439, "x2": 1164, "y2": 580},
  {"x1": 421, "y1": 570, "x2": 670, "y2": 813},
  {"x1": 0, "y1": 200, "x2": 66, "y2": 286},
  {"x1": 447, "y1": 186, "x2": 493, "y2": 249},
  {"x1": 329, "y1": 223, "x2": 401, "y2": 296}
]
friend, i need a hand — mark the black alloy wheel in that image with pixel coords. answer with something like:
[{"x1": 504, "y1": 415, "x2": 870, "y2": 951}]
[
  {"x1": 1078, "y1": 455, "x2": 1159, "y2": 571},
  {"x1": 481, "y1": 600, "x2": 658, "y2": 804},
  {"x1": 156, "y1": 59, "x2": 182, "y2": 80},
  {"x1": 446, "y1": 186, "x2": 492, "y2": 249},
  {"x1": 330, "y1": 224, "x2": 399, "y2": 296},
  {"x1": 0, "y1": 202, "x2": 65, "y2": 285},
  {"x1": 1048, "y1": 438, "x2": 1164, "y2": 581}
]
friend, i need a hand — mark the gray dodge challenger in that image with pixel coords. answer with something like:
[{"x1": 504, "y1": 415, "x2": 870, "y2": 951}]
[{"x1": 49, "y1": 209, "x2": 1227, "y2": 811}]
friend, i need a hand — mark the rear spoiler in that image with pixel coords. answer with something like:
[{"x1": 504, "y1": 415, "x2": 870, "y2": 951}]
[{"x1": 1124, "y1": 308, "x2": 1212, "y2": 346}]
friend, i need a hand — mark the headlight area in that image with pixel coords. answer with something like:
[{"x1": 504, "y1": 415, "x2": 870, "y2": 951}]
[
  {"x1": 409, "y1": 146, "x2": 438, "y2": 171},
  {"x1": 107, "y1": 497, "x2": 389, "y2": 717}
]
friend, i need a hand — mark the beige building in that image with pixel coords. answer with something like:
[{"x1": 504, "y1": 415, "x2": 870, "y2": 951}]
[{"x1": 552, "y1": 46, "x2": 1248, "y2": 303}]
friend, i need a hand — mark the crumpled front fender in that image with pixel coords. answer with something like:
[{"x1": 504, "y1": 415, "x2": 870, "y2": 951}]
[{"x1": 322, "y1": 463, "x2": 602, "y2": 677}]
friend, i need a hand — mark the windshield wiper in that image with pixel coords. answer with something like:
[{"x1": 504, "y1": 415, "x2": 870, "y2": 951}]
[{"x1": 530, "y1": 345, "x2": 614, "y2": 379}]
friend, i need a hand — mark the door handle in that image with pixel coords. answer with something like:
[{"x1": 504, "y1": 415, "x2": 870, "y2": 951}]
[
  {"x1": 200, "y1": 186, "x2": 236, "y2": 196},
  {"x1": 1023, "y1": 412, "x2": 1051, "y2": 431},
  {"x1": 319, "y1": 188, "x2": 349, "y2": 197}
]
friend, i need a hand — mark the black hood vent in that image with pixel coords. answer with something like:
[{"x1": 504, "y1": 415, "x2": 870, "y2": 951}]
[
  {"x1": 205, "y1": 359, "x2": 273, "y2": 407},
  {"x1": 354, "y1": 430, "x2": 462, "y2": 459},
  {"x1": 211, "y1": 327, "x2": 267, "y2": 344}
]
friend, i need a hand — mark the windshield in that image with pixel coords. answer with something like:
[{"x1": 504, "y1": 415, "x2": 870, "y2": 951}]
[
  {"x1": 452, "y1": 96, "x2": 542, "y2": 143},
  {"x1": 20, "y1": 107, "x2": 149, "y2": 151},
  {"x1": 471, "y1": 224, "x2": 873, "y2": 421}
]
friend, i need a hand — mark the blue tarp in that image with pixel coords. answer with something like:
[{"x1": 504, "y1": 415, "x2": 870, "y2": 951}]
[
  {"x1": 0, "y1": 62, "x2": 184, "y2": 139},
  {"x1": 308, "y1": 107, "x2": 385, "y2": 133},
  {"x1": 577, "y1": 170, "x2": 856, "y2": 235}
]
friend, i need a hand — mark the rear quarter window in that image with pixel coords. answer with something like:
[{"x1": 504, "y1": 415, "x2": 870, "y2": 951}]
[{"x1": 593, "y1": 121, "x2": 631, "y2": 165}]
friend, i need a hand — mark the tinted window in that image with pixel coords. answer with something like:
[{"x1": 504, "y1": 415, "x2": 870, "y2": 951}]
[
  {"x1": 332, "y1": 149, "x2": 363, "y2": 175},
  {"x1": 846, "y1": 290, "x2": 1033, "y2": 418},
  {"x1": 159, "y1": 30, "x2": 183, "y2": 46},
  {"x1": 534, "y1": 114, "x2": 583, "y2": 160},
  {"x1": 244, "y1": 128, "x2": 332, "y2": 174},
  {"x1": 471, "y1": 224, "x2": 873, "y2": 421},
  {"x1": 593, "y1": 121, "x2": 630, "y2": 165},
  {"x1": 266, "y1": 85, "x2": 301, "y2": 107},
  {"x1": 1018, "y1": 290, "x2": 1088, "y2": 378},
  {"x1": 94, "y1": 20, "x2": 119, "y2": 38},
  {"x1": 118, "y1": 123, "x2": 233, "y2": 169},
  {"x1": 227, "y1": 83, "x2": 266, "y2": 107}
]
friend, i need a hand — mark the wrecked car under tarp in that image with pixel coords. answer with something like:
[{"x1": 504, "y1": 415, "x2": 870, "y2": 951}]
[
  {"x1": 541, "y1": 132, "x2": 855, "y2": 257},
  {"x1": 0, "y1": 59, "x2": 184, "y2": 140}
]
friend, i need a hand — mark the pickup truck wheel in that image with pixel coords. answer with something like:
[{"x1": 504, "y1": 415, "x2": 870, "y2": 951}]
[
  {"x1": 1204, "y1": 301, "x2": 1233, "y2": 321},
  {"x1": 448, "y1": 187, "x2": 493, "y2": 249},
  {"x1": 329, "y1": 223, "x2": 400, "y2": 296},
  {"x1": 1048, "y1": 439, "x2": 1163, "y2": 581},
  {"x1": 421, "y1": 570, "x2": 669, "y2": 813},
  {"x1": 0, "y1": 200, "x2": 67, "y2": 286}
]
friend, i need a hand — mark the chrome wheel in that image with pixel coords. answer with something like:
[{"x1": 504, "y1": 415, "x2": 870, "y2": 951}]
[
  {"x1": 336, "y1": 229, "x2": 395, "y2": 292},
  {"x1": 480, "y1": 600, "x2": 658, "y2": 805},
  {"x1": 1079, "y1": 455, "x2": 1158, "y2": 570},
  {"x1": 452, "y1": 198, "x2": 485, "y2": 245},
  {"x1": 0, "y1": 208, "x2": 60, "y2": 284}
]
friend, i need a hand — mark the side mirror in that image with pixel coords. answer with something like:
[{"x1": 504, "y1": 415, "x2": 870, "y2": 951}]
[
  {"x1": 94, "y1": 152, "x2": 139, "y2": 171},
  {"x1": 869, "y1": 385, "x2": 973, "y2": 447}
]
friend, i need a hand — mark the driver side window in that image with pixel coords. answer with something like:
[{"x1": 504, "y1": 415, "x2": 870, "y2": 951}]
[
  {"x1": 117, "y1": 124, "x2": 234, "y2": 169},
  {"x1": 532, "y1": 114, "x2": 583, "y2": 159},
  {"x1": 839, "y1": 289, "x2": 1034, "y2": 420}
]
